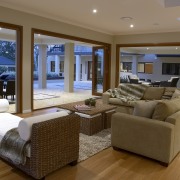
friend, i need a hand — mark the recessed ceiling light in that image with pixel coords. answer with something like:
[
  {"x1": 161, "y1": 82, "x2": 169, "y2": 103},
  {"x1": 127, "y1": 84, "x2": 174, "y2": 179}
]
[
  {"x1": 92, "y1": 9, "x2": 97, "y2": 14},
  {"x1": 130, "y1": 24, "x2": 134, "y2": 28},
  {"x1": 121, "y1": 17, "x2": 133, "y2": 21},
  {"x1": 0, "y1": 27, "x2": 2, "y2": 30},
  {"x1": 176, "y1": 47, "x2": 178, "y2": 50},
  {"x1": 147, "y1": 48, "x2": 149, "y2": 50},
  {"x1": 38, "y1": 34, "x2": 41, "y2": 36}
]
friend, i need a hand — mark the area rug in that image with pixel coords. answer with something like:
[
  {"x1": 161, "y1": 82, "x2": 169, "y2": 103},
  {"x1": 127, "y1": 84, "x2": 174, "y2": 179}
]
[
  {"x1": 78, "y1": 128, "x2": 111, "y2": 162},
  {"x1": 33, "y1": 93, "x2": 60, "y2": 100}
]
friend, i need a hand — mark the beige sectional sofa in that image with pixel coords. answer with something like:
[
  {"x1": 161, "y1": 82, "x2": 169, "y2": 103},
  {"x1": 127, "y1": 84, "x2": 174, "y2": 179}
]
[
  {"x1": 102, "y1": 84, "x2": 179, "y2": 114},
  {"x1": 102, "y1": 84, "x2": 180, "y2": 165}
]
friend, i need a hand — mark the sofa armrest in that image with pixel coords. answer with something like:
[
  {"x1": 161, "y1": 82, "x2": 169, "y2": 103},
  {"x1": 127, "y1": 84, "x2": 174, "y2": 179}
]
[
  {"x1": 165, "y1": 111, "x2": 180, "y2": 125},
  {"x1": 30, "y1": 113, "x2": 80, "y2": 179},
  {"x1": 166, "y1": 111, "x2": 180, "y2": 156},
  {"x1": 111, "y1": 112, "x2": 175, "y2": 163},
  {"x1": 102, "y1": 92, "x2": 111, "y2": 104}
]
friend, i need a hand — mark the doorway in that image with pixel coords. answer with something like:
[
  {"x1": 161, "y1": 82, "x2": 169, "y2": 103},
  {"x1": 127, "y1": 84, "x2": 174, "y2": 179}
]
[
  {"x1": 0, "y1": 23, "x2": 22, "y2": 113},
  {"x1": 32, "y1": 29, "x2": 111, "y2": 110}
]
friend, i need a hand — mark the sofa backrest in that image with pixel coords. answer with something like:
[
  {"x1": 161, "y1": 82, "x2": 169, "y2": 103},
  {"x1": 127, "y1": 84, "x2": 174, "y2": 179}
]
[
  {"x1": 18, "y1": 111, "x2": 69, "y2": 141},
  {"x1": 142, "y1": 87, "x2": 165, "y2": 100}
]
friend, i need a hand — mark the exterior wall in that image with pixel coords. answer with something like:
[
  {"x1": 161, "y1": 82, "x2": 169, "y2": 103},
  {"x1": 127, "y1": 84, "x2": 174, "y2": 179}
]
[
  {"x1": 115, "y1": 33, "x2": 180, "y2": 88},
  {"x1": 47, "y1": 55, "x2": 92, "y2": 80},
  {"x1": 120, "y1": 55, "x2": 180, "y2": 87},
  {"x1": 0, "y1": 6, "x2": 113, "y2": 112}
]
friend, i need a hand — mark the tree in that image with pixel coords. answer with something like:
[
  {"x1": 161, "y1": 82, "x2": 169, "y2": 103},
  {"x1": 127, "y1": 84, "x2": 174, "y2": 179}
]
[{"x1": 0, "y1": 41, "x2": 16, "y2": 60}]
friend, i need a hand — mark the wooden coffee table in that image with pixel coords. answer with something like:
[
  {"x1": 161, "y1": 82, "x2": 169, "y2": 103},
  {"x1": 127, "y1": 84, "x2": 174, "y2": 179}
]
[{"x1": 58, "y1": 99, "x2": 116, "y2": 135}]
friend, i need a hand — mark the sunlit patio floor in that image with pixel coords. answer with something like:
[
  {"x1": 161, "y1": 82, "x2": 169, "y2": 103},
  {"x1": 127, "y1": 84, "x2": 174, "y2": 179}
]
[{"x1": 8, "y1": 80, "x2": 99, "y2": 113}]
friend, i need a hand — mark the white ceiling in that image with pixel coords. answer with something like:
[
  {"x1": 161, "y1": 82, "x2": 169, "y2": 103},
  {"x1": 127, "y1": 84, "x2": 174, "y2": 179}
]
[{"x1": 1, "y1": 0, "x2": 180, "y2": 35}]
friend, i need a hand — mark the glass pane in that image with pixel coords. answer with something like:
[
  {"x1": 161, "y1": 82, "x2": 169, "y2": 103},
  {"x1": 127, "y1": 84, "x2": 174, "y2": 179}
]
[
  {"x1": 94, "y1": 49, "x2": 104, "y2": 93},
  {"x1": 0, "y1": 28, "x2": 16, "y2": 113}
]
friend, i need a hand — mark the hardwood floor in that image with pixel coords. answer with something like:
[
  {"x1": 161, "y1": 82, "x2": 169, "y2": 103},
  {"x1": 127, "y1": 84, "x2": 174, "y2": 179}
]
[{"x1": 1, "y1": 108, "x2": 180, "y2": 180}]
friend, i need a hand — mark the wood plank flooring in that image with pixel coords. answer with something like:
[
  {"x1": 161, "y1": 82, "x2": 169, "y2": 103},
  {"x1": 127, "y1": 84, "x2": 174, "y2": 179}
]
[{"x1": 1, "y1": 108, "x2": 180, "y2": 180}]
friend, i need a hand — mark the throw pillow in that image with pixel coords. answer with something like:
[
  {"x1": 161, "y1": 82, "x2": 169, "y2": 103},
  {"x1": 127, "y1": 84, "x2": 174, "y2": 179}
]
[
  {"x1": 133, "y1": 101, "x2": 158, "y2": 118},
  {"x1": 172, "y1": 89, "x2": 180, "y2": 99},
  {"x1": 143, "y1": 87, "x2": 165, "y2": 100},
  {"x1": 152, "y1": 98, "x2": 180, "y2": 121}
]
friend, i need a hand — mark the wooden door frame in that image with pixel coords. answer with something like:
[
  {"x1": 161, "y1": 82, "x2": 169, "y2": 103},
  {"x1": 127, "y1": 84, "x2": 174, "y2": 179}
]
[
  {"x1": 92, "y1": 45, "x2": 111, "y2": 96},
  {"x1": 116, "y1": 42, "x2": 180, "y2": 87},
  {"x1": 0, "y1": 22, "x2": 23, "y2": 113},
  {"x1": 31, "y1": 28, "x2": 111, "y2": 110}
]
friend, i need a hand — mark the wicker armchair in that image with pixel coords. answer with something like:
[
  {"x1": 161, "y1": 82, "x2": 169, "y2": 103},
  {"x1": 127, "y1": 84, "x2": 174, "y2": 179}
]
[{"x1": 0, "y1": 113, "x2": 80, "y2": 179}]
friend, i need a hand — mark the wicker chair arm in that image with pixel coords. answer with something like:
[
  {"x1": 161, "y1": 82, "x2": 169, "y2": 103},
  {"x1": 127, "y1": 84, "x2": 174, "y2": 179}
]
[{"x1": 30, "y1": 113, "x2": 80, "y2": 179}]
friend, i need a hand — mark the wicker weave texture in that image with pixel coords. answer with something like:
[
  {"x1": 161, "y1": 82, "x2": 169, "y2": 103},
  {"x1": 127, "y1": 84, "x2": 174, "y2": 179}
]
[{"x1": 80, "y1": 115, "x2": 103, "y2": 136}]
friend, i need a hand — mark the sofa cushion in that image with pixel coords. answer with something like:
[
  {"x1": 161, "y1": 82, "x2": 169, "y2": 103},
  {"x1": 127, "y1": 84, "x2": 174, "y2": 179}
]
[
  {"x1": 143, "y1": 87, "x2": 164, "y2": 100},
  {"x1": 162, "y1": 87, "x2": 176, "y2": 100},
  {"x1": 18, "y1": 111, "x2": 69, "y2": 141},
  {"x1": 133, "y1": 101, "x2": 158, "y2": 118},
  {"x1": 152, "y1": 98, "x2": 180, "y2": 121},
  {"x1": 172, "y1": 89, "x2": 180, "y2": 99}
]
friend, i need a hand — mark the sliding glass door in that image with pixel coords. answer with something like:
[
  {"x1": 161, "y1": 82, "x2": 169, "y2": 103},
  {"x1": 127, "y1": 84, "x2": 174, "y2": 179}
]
[
  {"x1": 92, "y1": 46, "x2": 110, "y2": 95},
  {"x1": 0, "y1": 24, "x2": 22, "y2": 113}
]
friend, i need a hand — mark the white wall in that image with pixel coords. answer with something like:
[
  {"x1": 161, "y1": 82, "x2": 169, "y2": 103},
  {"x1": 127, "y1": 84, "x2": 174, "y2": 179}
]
[{"x1": 0, "y1": 6, "x2": 113, "y2": 112}]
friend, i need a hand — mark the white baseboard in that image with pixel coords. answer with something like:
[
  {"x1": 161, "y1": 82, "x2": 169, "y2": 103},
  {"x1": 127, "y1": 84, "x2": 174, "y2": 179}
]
[{"x1": 23, "y1": 109, "x2": 32, "y2": 113}]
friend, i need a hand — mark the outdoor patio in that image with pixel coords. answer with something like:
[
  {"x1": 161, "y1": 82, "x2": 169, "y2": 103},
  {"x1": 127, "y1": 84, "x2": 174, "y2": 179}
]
[{"x1": 8, "y1": 80, "x2": 98, "y2": 113}]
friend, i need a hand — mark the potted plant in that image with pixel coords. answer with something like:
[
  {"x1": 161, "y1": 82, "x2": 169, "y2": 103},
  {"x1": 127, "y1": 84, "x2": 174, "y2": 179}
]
[{"x1": 84, "y1": 98, "x2": 96, "y2": 106}]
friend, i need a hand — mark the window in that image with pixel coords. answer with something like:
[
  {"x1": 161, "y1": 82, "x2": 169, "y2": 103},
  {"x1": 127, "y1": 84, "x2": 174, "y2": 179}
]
[
  {"x1": 8, "y1": 67, "x2": 15, "y2": 71},
  {"x1": 162, "y1": 63, "x2": 180, "y2": 75},
  {"x1": 51, "y1": 61, "x2": 55, "y2": 72},
  {"x1": 59, "y1": 61, "x2": 64, "y2": 72},
  {"x1": 138, "y1": 63, "x2": 153, "y2": 74},
  {"x1": 138, "y1": 63, "x2": 144, "y2": 73},
  {"x1": 120, "y1": 62, "x2": 132, "y2": 72}
]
